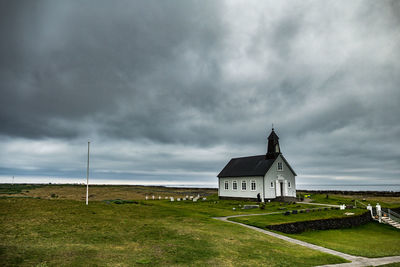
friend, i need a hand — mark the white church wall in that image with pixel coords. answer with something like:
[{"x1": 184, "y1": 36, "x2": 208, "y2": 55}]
[{"x1": 218, "y1": 176, "x2": 264, "y2": 198}]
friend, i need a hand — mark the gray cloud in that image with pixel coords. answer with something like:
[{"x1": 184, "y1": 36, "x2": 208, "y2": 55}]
[{"x1": 0, "y1": 0, "x2": 399, "y2": 186}]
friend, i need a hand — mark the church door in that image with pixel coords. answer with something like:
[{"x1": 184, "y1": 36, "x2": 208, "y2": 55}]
[{"x1": 280, "y1": 182, "x2": 284, "y2": 196}]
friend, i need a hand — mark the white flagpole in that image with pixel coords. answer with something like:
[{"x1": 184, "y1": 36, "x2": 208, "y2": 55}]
[{"x1": 86, "y1": 141, "x2": 90, "y2": 205}]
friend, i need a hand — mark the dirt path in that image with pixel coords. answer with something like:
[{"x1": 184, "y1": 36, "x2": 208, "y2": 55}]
[{"x1": 213, "y1": 214, "x2": 400, "y2": 266}]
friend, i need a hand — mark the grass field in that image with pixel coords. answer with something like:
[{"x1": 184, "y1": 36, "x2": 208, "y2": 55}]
[
  {"x1": 286, "y1": 222, "x2": 400, "y2": 258},
  {"x1": 1, "y1": 184, "x2": 399, "y2": 266},
  {"x1": 0, "y1": 197, "x2": 347, "y2": 267},
  {"x1": 229, "y1": 208, "x2": 366, "y2": 227}
]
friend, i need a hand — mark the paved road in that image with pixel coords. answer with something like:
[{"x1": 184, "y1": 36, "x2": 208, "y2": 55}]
[{"x1": 214, "y1": 213, "x2": 400, "y2": 266}]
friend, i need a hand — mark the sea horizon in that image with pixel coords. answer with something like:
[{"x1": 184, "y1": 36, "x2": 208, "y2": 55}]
[{"x1": 1, "y1": 179, "x2": 399, "y2": 192}]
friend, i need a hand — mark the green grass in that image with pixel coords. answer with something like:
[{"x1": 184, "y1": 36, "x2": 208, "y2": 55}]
[
  {"x1": 229, "y1": 208, "x2": 366, "y2": 227},
  {"x1": 285, "y1": 222, "x2": 400, "y2": 258},
  {"x1": 153, "y1": 196, "x2": 326, "y2": 217},
  {"x1": 378, "y1": 263, "x2": 400, "y2": 267},
  {"x1": 0, "y1": 197, "x2": 347, "y2": 267}
]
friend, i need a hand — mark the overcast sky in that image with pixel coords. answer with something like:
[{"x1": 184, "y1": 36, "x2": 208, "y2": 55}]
[{"x1": 0, "y1": 0, "x2": 399, "y2": 187}]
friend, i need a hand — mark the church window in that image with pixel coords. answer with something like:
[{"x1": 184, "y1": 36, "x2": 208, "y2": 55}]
[
  {"x1": 233, "y1": 181, "x2": 237, "y2": 190},
  {"x1": 241, "y1": 180, "x2": 247, "y2": 190},
  {"x1": 277, "y1": 162, "x2": 283, "y2": 171},
  {"x1": 270, "y1": 182, "x2": 274, "y2": 188},
  {"x1": 251, "y1": 180, "x2": 256, "y2": 191},
  {"x1": 224, "y1": 181, "x2": 229, "y2": 190},
  {"x1": 288, "y1": 182, "x2": 291, "y2": 188}
]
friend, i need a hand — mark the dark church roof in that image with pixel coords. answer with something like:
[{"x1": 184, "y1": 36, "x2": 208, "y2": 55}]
[
  {"x1": 218, "y1": 155, "x2": 276, "y2": 178},
  {"x1": 217, "y1": 154, "x2": 296, "y2": 178}
]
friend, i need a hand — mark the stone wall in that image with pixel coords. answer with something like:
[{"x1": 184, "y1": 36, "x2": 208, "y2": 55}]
[{"x1": 267, "y1": 211, "x2": 372, "y2": 234}]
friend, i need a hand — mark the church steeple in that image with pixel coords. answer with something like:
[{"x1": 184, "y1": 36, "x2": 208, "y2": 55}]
[{"x1": 266, "y1": 127, "x2": 280, "y2": 158}]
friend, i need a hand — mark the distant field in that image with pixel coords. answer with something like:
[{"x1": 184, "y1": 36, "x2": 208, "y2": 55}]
[{"x1": 0, "y1": 183, "x2": 217, "y2": 201}]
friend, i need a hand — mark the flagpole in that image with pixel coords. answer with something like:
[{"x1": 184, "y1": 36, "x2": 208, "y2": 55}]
[{"x1": 86, "y1": 141, "x2": 90, "y2": 205}]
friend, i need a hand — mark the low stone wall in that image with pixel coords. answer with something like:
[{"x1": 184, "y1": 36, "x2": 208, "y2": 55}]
[{"x1": 267, "y1": 211, "x2": 372, "y2": 234}]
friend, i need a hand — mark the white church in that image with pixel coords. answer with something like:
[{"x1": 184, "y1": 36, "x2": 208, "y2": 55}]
[{"x1": 217, "y1": 128, "x2": 297, "y2": 202}]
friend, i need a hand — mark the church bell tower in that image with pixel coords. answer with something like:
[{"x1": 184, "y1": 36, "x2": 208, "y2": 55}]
[{"x1": 266, "y1": 127, "x2": 280, "y2": 159}]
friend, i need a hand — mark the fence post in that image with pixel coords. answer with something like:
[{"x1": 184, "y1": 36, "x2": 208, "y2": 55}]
[
  {"x1": 376, "y1": 203, "x2": 381, "y2": 223},
  {"x1": 367, "y1": 204, "x2": 373, "y2": 218}
]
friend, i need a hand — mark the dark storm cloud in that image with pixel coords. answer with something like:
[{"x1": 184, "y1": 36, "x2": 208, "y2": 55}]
[
  {"x1": 0, "y1": 0, "x2": 399, "y2": 185},
  {"x1": 0, "y1": 0, "x2": 225, "y2": 141}
]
